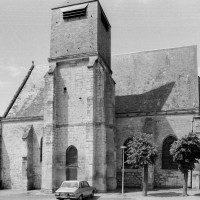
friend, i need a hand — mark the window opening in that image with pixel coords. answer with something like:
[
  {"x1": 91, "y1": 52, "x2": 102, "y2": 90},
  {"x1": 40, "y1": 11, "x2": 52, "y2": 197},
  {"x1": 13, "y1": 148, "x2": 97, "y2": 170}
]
[
  {"x1": 66, "y1": 146, "x2": 78, "y2": 167},
  {"x1": 66, "y1": 146, "x2": 78, "y2": 180},
  {"x1": 162, "y1": 136, "x2": 178, "y2": 169},
  {"x1": 61, "y1": 3, "x2": 88, "y2": 19}
]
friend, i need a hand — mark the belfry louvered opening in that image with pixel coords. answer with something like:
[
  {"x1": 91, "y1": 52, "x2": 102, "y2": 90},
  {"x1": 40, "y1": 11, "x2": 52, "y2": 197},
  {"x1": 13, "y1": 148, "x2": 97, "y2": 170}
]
[{"x1": 60, "y1": 3, "x2": 88, "y2": 19}]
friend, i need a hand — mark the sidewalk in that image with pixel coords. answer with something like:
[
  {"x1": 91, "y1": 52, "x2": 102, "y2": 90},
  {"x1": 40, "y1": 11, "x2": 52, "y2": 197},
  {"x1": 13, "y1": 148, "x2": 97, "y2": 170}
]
[
  {"x1": 98, "y1": 188, "x2": 200, "y2": 199},
  {"x1": 0, "y1": 188, "x2": 199, "y2": 200}
]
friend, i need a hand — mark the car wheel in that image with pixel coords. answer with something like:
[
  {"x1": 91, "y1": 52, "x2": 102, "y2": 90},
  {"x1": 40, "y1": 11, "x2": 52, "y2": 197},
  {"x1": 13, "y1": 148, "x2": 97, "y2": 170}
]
[
  {"x1": 90, "y1": 190, "x2": 94, "y2": 198},
  {"x1": 78, "y1": 195, "x2": 83, "y2": 200}
]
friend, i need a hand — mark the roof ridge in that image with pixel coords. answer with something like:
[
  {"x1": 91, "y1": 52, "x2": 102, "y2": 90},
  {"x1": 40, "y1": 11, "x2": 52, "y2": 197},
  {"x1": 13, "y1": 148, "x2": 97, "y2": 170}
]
[
  {"x1": 3, "y1": 62, "x2": 35, "y2": 118},
  {"x1": 112, "y1": 45, "x2": 197, "y2": 56}
]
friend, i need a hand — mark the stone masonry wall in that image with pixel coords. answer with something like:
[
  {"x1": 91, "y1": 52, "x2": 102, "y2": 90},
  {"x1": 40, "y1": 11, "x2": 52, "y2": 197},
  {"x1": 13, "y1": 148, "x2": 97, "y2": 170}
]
[
  {"x1": 42, "y1": 65, "x2": 57, "y2": 192},
  {"x1": 115, "y1": 114, "x2": 196, "y2": 188},
  {"x1": 53, "y1": 58, "x2": 94, "y2": 189},
  {"x1": 1, "y1": 120, "x2": 43, "y2": 189},
  {"x1": 50, "y1": 1, "x2": 98, "y2": 58},
  {"x1": 93, "y1": 61, "x2": 116, "y2": 191},
  {"x1": 113, "y1": 45, "x2": 199, "y2": 188},
  {"x1": 104, "y1": 64, "x2": 116, "y2": 190},
  {"x1": 97, "y1": 5, "x2": 111, "y2": 69},
  {"x1": 49, "y1": 0, "x2": 113, "y2": 192},
  {"x1": 117, "y1": 170, "x2": 142, "y2": 188},
  {"x1": 51, "y1": 57, "x2": 115, "y2": 192},
  {"x1": 1, "y1": 64, "x2": 47, "y2": 190}
]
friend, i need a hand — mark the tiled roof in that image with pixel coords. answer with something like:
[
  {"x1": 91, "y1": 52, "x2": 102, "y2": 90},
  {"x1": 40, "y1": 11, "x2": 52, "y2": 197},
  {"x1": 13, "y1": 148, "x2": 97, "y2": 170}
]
[
  {"x1": 112, "y1": 46, "x2": 198, "y2": 114},
  {"x1": 4, "y1": 64, "x2": 49, "y2": 118}
]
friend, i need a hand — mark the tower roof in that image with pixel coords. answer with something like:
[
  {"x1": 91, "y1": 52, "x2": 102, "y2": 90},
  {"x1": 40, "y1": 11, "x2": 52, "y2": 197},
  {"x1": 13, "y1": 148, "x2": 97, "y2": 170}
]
[{"x1": 52, "y1": 0, "x2": 98, "y2": 10}]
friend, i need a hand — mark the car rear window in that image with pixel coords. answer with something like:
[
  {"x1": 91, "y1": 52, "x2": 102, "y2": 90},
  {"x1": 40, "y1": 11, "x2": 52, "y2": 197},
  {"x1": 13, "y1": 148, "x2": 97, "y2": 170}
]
[{"x1": 61, "y1": 182, "x2": 78, "y2": 188}]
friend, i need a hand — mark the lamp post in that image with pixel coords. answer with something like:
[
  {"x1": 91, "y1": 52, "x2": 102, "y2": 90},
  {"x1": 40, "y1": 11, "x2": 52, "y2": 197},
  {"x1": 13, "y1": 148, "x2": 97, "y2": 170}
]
[{"x1": 121, "y1": 145, "x2": 127, "y2": 196}]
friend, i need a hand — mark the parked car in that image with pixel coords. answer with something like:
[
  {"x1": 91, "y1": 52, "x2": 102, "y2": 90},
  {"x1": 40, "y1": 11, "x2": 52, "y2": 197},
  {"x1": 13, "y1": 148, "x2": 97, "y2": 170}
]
[{"x1": 55, "y1": 180, "x2": 96, "y2": 200}]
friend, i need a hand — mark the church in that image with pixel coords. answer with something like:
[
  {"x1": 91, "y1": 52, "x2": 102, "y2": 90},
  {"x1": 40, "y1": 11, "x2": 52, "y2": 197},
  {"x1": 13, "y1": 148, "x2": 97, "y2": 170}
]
[{"x1": 0, "y1": 0, "x2": 200, "y2": 192}]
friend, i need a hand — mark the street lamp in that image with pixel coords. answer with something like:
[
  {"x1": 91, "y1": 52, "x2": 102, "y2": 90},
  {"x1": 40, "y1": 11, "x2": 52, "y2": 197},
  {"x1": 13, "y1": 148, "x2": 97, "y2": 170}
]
[{"x1": 121, "y1": 145, "x2": 127, "y2": 196}]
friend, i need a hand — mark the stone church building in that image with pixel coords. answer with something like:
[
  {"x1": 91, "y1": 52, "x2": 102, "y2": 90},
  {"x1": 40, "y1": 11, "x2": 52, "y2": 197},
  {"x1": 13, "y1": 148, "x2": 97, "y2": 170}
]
[{"x1": 0, "y1": 0, "x2": 200, "y2": 192}]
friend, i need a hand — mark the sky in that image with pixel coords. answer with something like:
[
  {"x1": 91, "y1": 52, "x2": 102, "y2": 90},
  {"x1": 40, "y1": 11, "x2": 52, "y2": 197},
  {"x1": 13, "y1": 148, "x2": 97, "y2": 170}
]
[{"x1": 0, "y1": 0, "x2": 200, "y2": 116}]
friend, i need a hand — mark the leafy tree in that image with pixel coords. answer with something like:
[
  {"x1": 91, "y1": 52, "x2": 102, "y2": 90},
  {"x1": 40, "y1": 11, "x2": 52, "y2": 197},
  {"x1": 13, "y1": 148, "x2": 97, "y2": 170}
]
[
  {"x1": 170, "y1": 132, "x2": 200, "y2": 196},
  {"x1": 126, "y1": 133, "x2": 158, "y2": 196}
]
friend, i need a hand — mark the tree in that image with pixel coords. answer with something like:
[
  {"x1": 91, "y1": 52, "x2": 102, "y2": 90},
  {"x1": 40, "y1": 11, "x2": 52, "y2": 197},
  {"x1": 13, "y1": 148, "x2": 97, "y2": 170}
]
[
  {"x1": 126, "y1": 133, "x2": 158, "y2": 196},
  {"x1": 170, "y1": 132, "x2": 200, "y2": 196}
]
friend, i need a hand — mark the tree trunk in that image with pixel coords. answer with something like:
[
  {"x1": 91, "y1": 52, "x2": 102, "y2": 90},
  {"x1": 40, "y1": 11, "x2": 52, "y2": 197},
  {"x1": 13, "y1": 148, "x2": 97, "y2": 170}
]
[
  {"x1": 142, "y1": 164, "x2": 148, "y2": 196},
  {"x1": 182, "y1": 170, "x2": 188, "y2": 196}
]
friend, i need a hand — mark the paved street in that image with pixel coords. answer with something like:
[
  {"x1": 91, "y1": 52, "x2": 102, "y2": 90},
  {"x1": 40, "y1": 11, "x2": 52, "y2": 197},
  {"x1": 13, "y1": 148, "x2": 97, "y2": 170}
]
[{"x1": 0, "y1": 188, "x2": 200, "y2": 200}]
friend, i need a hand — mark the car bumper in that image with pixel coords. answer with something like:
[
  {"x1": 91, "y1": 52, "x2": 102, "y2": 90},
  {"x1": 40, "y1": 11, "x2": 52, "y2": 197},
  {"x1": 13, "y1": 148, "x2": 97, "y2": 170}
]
[
  {"x1": 55, "y1": 194, "x2": 77, "y2": 199},
  {"x1": 56, "y1": 197, "x2": 77, "y2": 200}
]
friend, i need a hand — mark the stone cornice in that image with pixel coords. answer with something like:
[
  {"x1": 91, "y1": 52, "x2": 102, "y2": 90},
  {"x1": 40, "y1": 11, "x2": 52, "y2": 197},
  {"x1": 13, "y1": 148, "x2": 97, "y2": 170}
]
[
  {"x1": 48, "y1": 53, "x2": 113, "y2": 75},
  {"x1": 48, "y1": 52, "x2": 98, "y2": 63},
  {"x1": 116, "y1": 109, "x2": 199, "y2": 118},
  {"x1": 56, "y1": 122, "x2": 114, "y2": 129},
  {"x1": 1, "y1": 116, "x2": 43, "y2": 123}
]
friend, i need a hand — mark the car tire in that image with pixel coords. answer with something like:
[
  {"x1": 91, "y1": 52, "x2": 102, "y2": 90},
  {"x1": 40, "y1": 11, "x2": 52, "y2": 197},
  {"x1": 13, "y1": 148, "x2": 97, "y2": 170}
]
[
  {"x1": 78, "y1": 195, "x2": 83, "y2": 200},
  {"x1": 90, "y1": 190, "x2": 94, "y2": 198}
]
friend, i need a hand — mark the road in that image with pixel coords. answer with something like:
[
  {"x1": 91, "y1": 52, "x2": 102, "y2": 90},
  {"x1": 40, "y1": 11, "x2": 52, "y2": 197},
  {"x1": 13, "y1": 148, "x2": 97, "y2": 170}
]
[{"x1": 0, "y1": 188, "x2": 200, "y2": 200}]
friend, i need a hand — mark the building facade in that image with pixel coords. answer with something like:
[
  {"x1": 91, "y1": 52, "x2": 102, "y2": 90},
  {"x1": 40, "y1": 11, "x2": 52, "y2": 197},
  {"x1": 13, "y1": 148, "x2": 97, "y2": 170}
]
[{"x1": 0, "y1": 0, "x2": 199, "y2": 192}]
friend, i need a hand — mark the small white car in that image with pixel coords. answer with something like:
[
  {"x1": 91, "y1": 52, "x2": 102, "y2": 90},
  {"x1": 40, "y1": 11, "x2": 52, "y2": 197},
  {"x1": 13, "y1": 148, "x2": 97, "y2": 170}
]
[{"x1": 55, "y1": 180, "x2": 96, "y2": 200}]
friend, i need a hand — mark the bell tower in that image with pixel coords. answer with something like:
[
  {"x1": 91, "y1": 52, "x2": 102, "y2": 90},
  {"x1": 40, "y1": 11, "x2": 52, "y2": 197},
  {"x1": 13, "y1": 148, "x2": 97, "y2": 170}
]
[
  {"x1": 50, "y1": 0, "x2": 111, "y2": 69},
  {"x1": 42, "y1": 0, "x2": 116, "y2": 192}
]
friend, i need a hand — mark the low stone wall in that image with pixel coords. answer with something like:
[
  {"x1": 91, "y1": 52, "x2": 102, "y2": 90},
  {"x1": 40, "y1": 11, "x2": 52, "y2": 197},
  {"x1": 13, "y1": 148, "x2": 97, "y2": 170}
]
[
  {"x1": 154, "y1": 169, "x2": 182, "y2": 188},
  {"x1": 117, "y1": 168, "x2": 183, "y2": 189},
  {"x1": 117, "y1": 169, "x2": 142, "y2": 188}
]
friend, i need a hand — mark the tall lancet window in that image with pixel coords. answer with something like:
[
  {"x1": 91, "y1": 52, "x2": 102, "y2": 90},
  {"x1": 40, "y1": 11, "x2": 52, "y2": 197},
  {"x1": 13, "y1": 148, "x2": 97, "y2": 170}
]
[{"x1": 162, "y1": 136, "x2": 178, "y2": 170}]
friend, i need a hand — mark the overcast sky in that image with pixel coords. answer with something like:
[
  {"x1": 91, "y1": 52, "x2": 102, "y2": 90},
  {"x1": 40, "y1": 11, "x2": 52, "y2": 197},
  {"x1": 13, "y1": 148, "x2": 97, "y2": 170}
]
[{"x1": 0, "y1": 0, "x2": 200, "y2": 116}]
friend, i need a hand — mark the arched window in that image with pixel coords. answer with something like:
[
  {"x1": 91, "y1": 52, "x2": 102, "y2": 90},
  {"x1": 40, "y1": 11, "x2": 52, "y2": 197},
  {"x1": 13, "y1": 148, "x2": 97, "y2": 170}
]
[
  {"x1": 123, "y1": 137, "x2": 138, "y2": 169},
  {"x1": 40, "y1": 137, "x2": 43, "y2": 162},
  {"x1": 66, "y1": 146, "x2": 78, "y2": 167},
  {"x1": 162, "y1": 136, "x2": 178, "y2": 170}
]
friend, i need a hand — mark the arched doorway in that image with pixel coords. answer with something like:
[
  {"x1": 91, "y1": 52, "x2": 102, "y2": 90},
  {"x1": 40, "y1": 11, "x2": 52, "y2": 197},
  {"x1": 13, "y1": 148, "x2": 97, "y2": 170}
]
[{"x1": 66, "y1": 146, "x2": 78, "y2": 180}]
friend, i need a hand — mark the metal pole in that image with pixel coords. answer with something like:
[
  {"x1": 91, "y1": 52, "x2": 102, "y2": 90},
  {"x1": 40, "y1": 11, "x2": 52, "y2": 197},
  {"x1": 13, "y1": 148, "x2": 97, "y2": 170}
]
[
  {"x1": 122, "y1": 148, "x2": 125, "y2": 196},
  {"x1": 121, "y1": 145, "x2": 127, "y2": 196}
]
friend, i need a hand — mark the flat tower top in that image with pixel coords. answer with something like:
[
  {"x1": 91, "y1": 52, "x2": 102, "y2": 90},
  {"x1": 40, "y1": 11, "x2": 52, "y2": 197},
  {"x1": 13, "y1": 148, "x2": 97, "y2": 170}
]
[{"x1": 52, "y1": 0, "x2": 98, "y2": 10}]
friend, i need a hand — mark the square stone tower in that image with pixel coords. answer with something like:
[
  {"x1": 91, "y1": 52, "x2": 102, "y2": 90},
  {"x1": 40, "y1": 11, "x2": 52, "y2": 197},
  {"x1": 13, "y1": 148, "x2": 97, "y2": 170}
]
[
  {"x1": 50, "y1": 0, "x2": 111, "y2": 69},
  {"x1": 42, "y1": 0, "x2": 116, "y2": 192}
]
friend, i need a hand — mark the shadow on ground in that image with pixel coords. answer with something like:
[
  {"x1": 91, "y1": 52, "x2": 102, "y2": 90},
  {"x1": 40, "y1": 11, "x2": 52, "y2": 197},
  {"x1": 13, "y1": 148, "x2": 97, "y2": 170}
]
[
  {"x1": 106, "y1": 188, "x2": 141, "y2": 194},
  {"x1": 193, "y1": 193, "x2": 200, "y2": 196},
  {"x1": 148, "y1": 192, "x2": 182, "y2": 197},
  {"x1": 85, "y1": 196, "x2": 101, "y2": 200}
]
